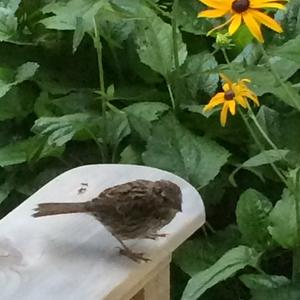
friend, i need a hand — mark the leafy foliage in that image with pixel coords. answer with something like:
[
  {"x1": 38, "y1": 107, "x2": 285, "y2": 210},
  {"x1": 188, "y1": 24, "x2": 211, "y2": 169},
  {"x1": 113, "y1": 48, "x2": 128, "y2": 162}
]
[
  {"x1": 236, "y1": 189, "x2": 273, "y2": 250},
  {"x1": 181, "y1": 246, "x2": 260, "y2": 300},
  {"x1": 143, "y1": 113, "x2": 230, "y2": 187},
  {"x1": 1, "y1": 0, "x2": 300, "y2": 299}
]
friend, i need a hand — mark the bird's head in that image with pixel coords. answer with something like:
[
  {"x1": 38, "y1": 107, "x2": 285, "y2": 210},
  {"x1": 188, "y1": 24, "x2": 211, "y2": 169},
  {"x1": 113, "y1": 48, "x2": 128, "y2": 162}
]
[{"x1": 156, "y1": 180, "x2": 182, "y2": 212}]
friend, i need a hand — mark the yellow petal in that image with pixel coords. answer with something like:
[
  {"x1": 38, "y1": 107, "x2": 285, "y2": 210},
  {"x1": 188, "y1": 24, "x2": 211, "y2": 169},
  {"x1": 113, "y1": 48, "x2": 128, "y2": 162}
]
[
  {"x1": 199, "y1": 0, "x2": 230, "y2": 10},
  {"x1": 198, "y1": 9, "x2": 228, "y2": 18},
  {"x1": 223, "y1": 83, "x2": 230, "y2": 92},
  {"x1": 250, "y1": 9, "x2": 283, "y2": 33},
  {"x1": 227, "y1": 100, "x2": 236, "y2": 115},
  {"x1": 229, "y1": 14, "x2": 242, "y2": 35},
  {"x1": 244, "y1": 91, "x2": 260, "y2": 106},
  {"x1": 240, "y1": 78, "x2": 251, "y2": 83},
  {"x1": 251, "y1": 0, "x2": 286, "y2": 4},
  {"x1": 250, "y1": 2, "x2": 285, "y2": 9},
  {"x1": 203, "y1": 93, "x2": 225, "y2": 111},
  {"x1": 220, "y1": 102, "x2": 229, "y2": 127},
  {"x1": 235, "y1": 95, "x2": 248, "y2": 108},
  {"x1": 242, "y1": 11, "x2": 264, "y2": 43}
]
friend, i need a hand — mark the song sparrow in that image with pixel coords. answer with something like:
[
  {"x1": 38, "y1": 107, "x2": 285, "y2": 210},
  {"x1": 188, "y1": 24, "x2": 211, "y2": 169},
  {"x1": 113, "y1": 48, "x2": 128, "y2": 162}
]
[{"x1": 33, "y1": 179, "x2": 182, "y2": 262}]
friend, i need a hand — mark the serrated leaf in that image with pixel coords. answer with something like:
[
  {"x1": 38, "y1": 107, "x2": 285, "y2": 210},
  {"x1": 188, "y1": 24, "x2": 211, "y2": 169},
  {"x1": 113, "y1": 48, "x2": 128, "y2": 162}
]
[
  {"x1": 174, "y1": 225, "x2": 241, "y2": 276},
  {"x1": 135, "y1": 13, "x2": 187, "y2": 79},
  {"x1": 236, "y1": 189, "x2": 273, "y2": 250},
  {"x1": 0, "y1": 0, "x2": 20, "y2": 42},
  {"x1": 143, "y1": 113, "x2": 230, "y2": 188},
  {"x1": 124, "y1": 102, "x2": 169, "y2": 141},
  {"x1": 41, "y1": 0, "x2": 105, "y2": 30},
  {"x1": 175, "y1": 0, "x2": 216, "y2": 35},
  {"x1": 268, "y1": 188, "x2": 298, "y2": 248},
  {"x1": 181, "y1": 246, "x2": 260, "y2": 300},
  {"x1": 32, "y1": 113, "x2": 99, "y2": 147},
  {"x1": 183, "y1": 52, "x2": 218, "y2": 97}
]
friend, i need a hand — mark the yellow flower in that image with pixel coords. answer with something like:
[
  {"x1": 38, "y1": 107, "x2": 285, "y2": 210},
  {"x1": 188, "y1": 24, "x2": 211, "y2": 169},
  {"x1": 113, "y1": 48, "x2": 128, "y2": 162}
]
[
  {"x1": 198, "y1": 0, "x2": 286, "y2": 43},
  {"x1": 204, "y1": 73, "x2": 259, "y2": 126}
]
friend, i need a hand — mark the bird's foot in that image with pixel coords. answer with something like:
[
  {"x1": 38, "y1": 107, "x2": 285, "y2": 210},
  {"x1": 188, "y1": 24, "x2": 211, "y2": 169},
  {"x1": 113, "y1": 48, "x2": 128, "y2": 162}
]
[
  {"x1": 145, "y1": 233, "x2": 168, "y2": 240},
  {"x1": 118, "y1": 247, "x2": 151, "y2": 263}
]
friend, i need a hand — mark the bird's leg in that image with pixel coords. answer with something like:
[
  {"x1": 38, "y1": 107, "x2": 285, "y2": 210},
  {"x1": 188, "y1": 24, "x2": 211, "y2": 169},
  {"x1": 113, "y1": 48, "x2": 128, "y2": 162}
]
[
  {"x1": 114, "y1": 237, "x2": 151, "y2": 263},
  {"x1": 145, "y1": 233, "x2": 169, "y2": 240}
]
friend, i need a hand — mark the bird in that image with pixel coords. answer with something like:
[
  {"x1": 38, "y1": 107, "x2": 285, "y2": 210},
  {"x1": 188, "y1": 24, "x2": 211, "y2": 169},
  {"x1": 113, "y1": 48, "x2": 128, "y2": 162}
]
[{"x1": 32, "y1": 179, "x2": 182, "y2": 262}]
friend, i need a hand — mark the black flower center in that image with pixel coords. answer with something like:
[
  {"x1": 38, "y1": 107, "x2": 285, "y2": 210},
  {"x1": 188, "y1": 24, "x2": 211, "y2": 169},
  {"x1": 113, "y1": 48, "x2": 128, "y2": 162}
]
[
  {"x1": 232, "y1": 0, "x2": 250, "y2": 13},
  {"x1": 224, "y1": 90, "x2": 235, "y2": 100}
]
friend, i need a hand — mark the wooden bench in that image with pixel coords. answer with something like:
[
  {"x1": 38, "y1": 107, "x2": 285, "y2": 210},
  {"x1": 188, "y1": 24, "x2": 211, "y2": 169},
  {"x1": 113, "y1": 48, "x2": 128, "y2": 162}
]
[{"x1": 0, "y1": 164, "x2": 205, "y2": 300}]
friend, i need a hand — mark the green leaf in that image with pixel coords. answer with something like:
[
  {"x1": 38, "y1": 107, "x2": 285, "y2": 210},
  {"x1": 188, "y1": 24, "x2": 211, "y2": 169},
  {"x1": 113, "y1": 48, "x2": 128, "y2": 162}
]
[
  {"x1": 181, "y1": 246, "x2": 260, "y2": 300},
  {"x1": 32, "y1": 113, "x2": 99, "y2": 147},
  {"x1": 174, "y1": 225, "x2": 241, "y2": 276},
  {"x1": 240, "y1": 274, "x2": 290, "y2": 290},
  {"x1": 236, "y1": 189, "x2": 273, "y2": 250},
  {"x1": 119, "y1": 145, "x2": 142, "y2": 164},
  {"x1": 175, "y1": 0, "x2": 216, "y2": 35},
  {"x1": 0, "y1": 62, "x2": 39, "y2": 98},
  {"x1": 271, "y1": 34, "x2": 300, "y2": 65},
  {"x1": 41, "y1": 0, "x2": 107, "y2": 30},
  {"x1": 183, "y1": 52, "x2": 218, "y2": 97},
  {"x1": 268, "y1": 188, "x2": 298, "y2": 248},
  {"x1": 105, "y1": 111, "x2": 130, "y2": 147},
  {"x1": 143, "y1": 114, "x2": 230, "y2": 188},
  {"x1": 0, "y1": 0, "x2": 20, "y2": 42},
  {"x1": 0, "y1": 180, "x2": 14, "y2": 204},
  {"x1": 234, "y1": 65, "x2": 300, "y2": 111},
  {"x1": 124, "y1": 102, "x2": 169, "y2": 141},
  {"x1": 0, "y1": 137, "x2": 63, "y2": 167},
  {"x1": 242, "y1": 150, "x2": 289, "y2": 168},
  {"x1": 0, "y1": 84, "x2": 36, "y2": 121},
  {"x1": 135, "y1": 13, "x2": 187, "y2": 79}
]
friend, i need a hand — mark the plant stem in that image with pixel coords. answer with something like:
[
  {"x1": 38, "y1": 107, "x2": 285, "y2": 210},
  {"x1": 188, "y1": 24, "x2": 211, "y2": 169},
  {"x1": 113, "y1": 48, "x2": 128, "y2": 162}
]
[
  {"x1": 247, "y1": 106, "x2": 279, "y2": 151},
  {"x1": 222, "y1": 49, "x2": 287, "y2": 184},
  {"x1": 221, "y1": 48, "x2": 232, "y2": 68},
  {"x1": 293, "y1": 171, "x2": 300, "y2": 282},
  {"x1": 239, "y1": 108, "x2": 287, "y2": 185},
  {"x1": 259, "y1": 44, "x2": 300, "y2": 111},
  {"x1": 170, "y1": 0, "x2": 180, "y2": 111},
  {"x1": 166, "y1": 82, "x2": 176, "y2": 110},
  {"x1": 172, "y1": 0, "x2": 180, "y2": 74},
  {"x1": 93, "y1": 17, "x2": 108, "y2": 162}
]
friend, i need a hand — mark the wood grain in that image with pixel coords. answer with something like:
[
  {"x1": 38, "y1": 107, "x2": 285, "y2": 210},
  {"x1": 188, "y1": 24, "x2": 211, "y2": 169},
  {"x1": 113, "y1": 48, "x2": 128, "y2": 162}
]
[{"x1": 0, "y1": 164, "x2": 205, "y2": 300}]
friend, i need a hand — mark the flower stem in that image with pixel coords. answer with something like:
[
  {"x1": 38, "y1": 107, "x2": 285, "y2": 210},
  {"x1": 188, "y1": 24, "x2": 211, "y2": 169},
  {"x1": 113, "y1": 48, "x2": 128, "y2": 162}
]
[
  {"x1": 167, "y1": 82, "x2": 176, "y2": 110},
  {"x1": 170, "y1": 0, "x2": 180, "y2": 111},
  {"x1": 172, "y1": 0, "x2": 180, "y2": 74},
  {"x1": 239, "y1": 108, "x2": 287, "y2": 185},
  {"x1": 291, "y1": 171, "x2": 300, "y2": 282},
  {"x1": 247, "y1": 106, "x2": 279, "y2": 151},
  {"x1": 222, "y1": 49, "x2": 287, "y2": 184},
  {"x1": 93, "y1": 17, "x2": 108, "y2": 162}
]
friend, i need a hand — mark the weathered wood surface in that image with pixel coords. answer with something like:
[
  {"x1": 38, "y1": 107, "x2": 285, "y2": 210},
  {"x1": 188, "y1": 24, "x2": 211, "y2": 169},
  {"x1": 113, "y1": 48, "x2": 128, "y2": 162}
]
[{"x1": 0, "y1": 164, "x2": 205, "y2": 300}]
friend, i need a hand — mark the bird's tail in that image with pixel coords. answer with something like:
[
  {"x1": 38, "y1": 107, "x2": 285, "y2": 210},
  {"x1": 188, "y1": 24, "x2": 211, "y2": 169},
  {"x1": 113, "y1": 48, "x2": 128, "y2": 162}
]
[{"x1": 32, "y1": 202, "x2": 89, "y2": 218}]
